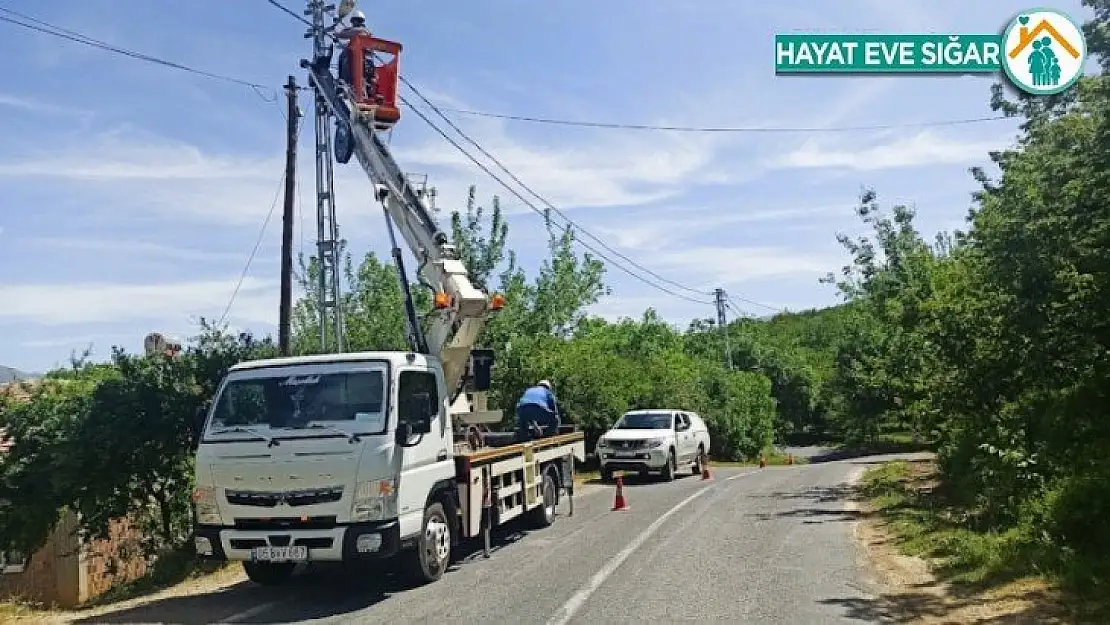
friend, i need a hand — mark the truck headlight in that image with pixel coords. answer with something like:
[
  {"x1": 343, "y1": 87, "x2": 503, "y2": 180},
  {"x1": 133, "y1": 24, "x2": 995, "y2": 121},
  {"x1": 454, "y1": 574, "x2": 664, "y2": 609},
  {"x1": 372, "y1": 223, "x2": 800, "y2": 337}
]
[
  {"x1": 351, "y1": 478, "x2": 398, "y2": 522},
  {"x1": 192, "y1": 486, "x2": 223, "y2": 525},
  {"x1": 596, "y1": 438, "x2": 609, "y2": 449},
  {"x1": 647, "y1": 438, "x2": 668, "y2": 449}
]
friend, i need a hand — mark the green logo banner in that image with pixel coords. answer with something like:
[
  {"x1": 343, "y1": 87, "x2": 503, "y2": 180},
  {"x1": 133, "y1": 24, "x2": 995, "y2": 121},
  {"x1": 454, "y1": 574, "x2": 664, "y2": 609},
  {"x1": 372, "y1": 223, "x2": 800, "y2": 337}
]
[
  {"x1": 773, "y1": 9, "x2": 1090, "y2": 95},
  {"x1": 775, "y1": 34, "x2": 1003, "y2": 73}
]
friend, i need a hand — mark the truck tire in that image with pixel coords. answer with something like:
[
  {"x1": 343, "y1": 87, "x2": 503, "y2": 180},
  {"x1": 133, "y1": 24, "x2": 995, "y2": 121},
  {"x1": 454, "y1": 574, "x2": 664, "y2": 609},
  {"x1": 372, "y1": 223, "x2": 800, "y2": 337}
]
[
  {"x1": 662, "y1": 448, "x2": 676, "y2": 481},
  {"x1": 402, "y1": 502, "x2": 452, "y2": 585},
  {"x1": 529, "y1": 469, "x2": 558, "y2": 528},
  {"x1": 242, "y1": 561, "x2": 295, "y2": 586}
]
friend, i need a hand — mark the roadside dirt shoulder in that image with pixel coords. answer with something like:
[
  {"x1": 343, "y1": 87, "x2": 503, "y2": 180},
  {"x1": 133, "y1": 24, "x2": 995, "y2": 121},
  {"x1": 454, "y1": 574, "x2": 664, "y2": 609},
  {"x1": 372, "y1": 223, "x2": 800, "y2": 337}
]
[
  {"x1": 850, "y1": 461, "x2": 1073, "y2": 624},
  {"x1": 1, "y1": 564, "x2": 246, "y2": 625}
]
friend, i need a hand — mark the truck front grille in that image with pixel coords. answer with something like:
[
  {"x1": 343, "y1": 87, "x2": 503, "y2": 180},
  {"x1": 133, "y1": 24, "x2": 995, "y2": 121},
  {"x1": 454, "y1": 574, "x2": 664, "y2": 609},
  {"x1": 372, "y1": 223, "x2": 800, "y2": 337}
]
[
  {"x1": 610, "y1": 439, "x2": 646, "y2": 450},
  {"x1": 233, "y1": 516, "x2": 338, "y2": 530},
  {"x1": 225, "y1": 486, "x2": 344, "y2": 508}
]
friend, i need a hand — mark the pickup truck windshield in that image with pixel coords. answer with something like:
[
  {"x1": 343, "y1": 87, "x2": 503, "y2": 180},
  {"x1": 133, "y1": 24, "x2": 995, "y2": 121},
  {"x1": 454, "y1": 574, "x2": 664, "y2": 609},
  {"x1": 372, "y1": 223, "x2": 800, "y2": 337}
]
[
  {"x1": 206, "y1": 370, "x2": 387, "y2": 436},
  {"x1": 614, "y1": 412, "x2": 672, "y2": 429}
]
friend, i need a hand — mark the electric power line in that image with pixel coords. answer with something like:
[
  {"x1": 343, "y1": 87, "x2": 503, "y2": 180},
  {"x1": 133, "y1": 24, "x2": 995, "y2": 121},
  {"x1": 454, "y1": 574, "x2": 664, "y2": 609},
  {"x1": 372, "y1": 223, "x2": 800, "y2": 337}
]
[
  {"x1": 218, "y1": 115, "x2": 307, "y2": 325},
  {"x1": 400, "y1": 75, "x2": 715, "y2": 299},
  {"x1": 0, "y1": 7, "x2": 277, "y2": 100},
  {"x1": 264, "y1": 0, "x2": 313, "y2": 27},
  {"x1": 397, "y1": 92, "x2": 713, "y2": 305},
  {"x1": 424, "y1": 107, "x2": 1012, "y2": 134}
]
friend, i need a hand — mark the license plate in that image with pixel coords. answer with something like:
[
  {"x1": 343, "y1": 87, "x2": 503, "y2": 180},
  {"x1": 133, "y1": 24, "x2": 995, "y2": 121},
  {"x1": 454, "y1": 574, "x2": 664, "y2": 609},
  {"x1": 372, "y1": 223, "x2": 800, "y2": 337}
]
[
  {"x1": 251, "y1": 546, "x2": 308, "y2": 562},
  {"x1": 613, "y1": 452, "x2": 637, "y2": 458}
]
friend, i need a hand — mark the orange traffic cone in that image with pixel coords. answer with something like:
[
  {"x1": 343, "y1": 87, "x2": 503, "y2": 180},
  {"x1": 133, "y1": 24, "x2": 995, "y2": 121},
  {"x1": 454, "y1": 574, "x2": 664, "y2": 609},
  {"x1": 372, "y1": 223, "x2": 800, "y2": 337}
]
[
  {"x1": 700, "y1": 452, "x2": 713, "y2": 481},
  {"x1": 759, "y1": 455, "x2": 767, "y2": 468},
  {"x1": 611, "y1": 475, "x2": 629, "y2": 511}
]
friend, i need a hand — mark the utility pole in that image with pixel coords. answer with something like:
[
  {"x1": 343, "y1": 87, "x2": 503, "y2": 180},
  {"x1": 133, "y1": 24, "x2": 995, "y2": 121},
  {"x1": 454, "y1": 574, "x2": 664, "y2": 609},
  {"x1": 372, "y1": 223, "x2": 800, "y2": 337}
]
[
  {"x1": 279, "y1": 75, "x2": 300, "y2": 356},
  {"x1": 714, "y1": 288, "x2": 733, "y2": 370},
  {"x1": 306, "y1": 0, "x2": 345, "y2": 353}
]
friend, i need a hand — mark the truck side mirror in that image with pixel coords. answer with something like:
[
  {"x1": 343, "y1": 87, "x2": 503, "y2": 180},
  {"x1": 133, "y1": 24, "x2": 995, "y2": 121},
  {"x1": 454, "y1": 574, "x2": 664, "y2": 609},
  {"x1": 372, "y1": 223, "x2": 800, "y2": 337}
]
[
  {"x1": 470, "y1": 349, "x2": 495, "y2": 392},
  {"x1": 399, "y1": 392, "x2": 435, "y2": 436}
]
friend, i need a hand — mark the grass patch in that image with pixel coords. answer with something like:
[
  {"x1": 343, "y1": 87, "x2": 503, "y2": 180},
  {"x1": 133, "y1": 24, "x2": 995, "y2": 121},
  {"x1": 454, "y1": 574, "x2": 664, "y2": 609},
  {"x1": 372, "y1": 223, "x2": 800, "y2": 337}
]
[{"x1": 860, "y1": 460, "x2": 1110, "y2": 622}]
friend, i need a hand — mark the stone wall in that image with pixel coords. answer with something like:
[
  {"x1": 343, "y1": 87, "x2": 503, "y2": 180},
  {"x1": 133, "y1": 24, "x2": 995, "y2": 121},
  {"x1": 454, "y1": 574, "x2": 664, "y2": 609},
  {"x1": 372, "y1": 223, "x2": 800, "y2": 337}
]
[{"x1": 83, "y1": 516, "x2": 149, "y2": 599}]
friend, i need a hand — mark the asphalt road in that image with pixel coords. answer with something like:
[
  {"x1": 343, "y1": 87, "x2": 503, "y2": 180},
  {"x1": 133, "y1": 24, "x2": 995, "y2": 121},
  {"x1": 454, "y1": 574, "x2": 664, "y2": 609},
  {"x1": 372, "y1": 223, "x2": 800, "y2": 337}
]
[{"x1": 78, "y1": 452, "x2": 910, "y2": 625}]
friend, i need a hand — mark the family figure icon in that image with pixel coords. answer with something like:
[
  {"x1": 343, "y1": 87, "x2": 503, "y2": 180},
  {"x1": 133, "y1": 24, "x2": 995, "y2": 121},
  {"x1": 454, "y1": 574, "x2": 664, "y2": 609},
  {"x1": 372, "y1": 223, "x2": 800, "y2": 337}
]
[
  {"x1": 1003, "y1": 11, "x2": 1085, "y2": 95},
  {"x1": 1028, "y1": 37, "x2": 1062, "y2": 86}
]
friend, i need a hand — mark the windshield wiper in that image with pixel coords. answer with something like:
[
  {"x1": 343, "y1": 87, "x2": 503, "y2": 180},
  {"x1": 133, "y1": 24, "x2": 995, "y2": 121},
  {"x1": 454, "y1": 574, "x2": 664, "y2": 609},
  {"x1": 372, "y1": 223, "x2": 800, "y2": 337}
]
[
  {"x1": 292, "y1": 422, "x2": 361, "y2": 444},
  {"x1": 209, "y1": 425, "x2": 280, "y2": 447}
]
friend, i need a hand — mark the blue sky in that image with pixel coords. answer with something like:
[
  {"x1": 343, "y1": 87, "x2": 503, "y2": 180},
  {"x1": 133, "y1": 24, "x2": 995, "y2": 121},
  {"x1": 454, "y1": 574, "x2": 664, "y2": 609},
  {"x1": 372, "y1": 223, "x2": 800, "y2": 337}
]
[{"x1": 0, "y1": 0, "x2": 1092, "y2": 373}]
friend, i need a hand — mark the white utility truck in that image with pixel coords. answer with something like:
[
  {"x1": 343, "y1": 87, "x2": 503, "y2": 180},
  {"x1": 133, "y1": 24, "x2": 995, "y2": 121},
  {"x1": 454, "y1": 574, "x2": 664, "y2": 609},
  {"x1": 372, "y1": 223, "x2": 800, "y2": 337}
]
[{"x1": 191, "y1": 8, "x2": 584, "y2": 586}]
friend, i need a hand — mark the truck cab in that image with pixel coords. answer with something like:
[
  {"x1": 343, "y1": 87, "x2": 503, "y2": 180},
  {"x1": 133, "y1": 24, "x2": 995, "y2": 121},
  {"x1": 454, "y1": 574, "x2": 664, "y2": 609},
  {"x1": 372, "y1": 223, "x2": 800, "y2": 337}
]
[
  {"x1": 192, "y1": 351, "x2": 458, "y2": 585},
  {"x1": 595, "y1": 409, "x2": 711, "y2": 482}
]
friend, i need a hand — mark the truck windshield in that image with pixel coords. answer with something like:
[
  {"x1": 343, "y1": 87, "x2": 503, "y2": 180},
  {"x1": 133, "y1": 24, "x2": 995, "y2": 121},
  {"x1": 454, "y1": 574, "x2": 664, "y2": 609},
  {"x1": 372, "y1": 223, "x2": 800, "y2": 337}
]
[
  {"x1": 613, "y1": 412, "x2": 672, "y2": 430},
  {"x1": 206, "y1": 370, "x2": 387, "y2": 436}
]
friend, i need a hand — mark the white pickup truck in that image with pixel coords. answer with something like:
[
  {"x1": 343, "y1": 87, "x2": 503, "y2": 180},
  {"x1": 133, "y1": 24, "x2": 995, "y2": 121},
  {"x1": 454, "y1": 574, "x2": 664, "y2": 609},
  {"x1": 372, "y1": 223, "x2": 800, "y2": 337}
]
[{"x1": 595, "y1": 409, "x2": 711, "y2": 482}]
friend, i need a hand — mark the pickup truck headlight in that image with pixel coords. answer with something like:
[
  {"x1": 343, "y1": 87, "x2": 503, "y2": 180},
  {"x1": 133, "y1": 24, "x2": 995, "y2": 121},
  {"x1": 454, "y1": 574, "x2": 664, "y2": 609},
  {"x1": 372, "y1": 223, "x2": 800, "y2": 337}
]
[
  {"x1": 647, "y1": 438, "x2": 668, "y2": 449},
  {"x1": 351, "y1": 478, "x2": 398, "y2": 522},
  {"x1": 596, "y1": 438, "x2": 609, "y2": 449},
  {"x1": 192, "y1": 486, "x2": 223, "y2": 525}
]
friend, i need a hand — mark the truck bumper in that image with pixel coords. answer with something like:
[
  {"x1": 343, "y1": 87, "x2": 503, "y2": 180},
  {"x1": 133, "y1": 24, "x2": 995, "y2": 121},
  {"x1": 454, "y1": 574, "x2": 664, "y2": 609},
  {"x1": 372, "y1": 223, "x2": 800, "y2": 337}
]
[
  {"x1": 194, "y1": 520, "x2": 401, "y2": 563},
  {"x1": 598, "y1": 448, "x2": 669, "y2": 473}
]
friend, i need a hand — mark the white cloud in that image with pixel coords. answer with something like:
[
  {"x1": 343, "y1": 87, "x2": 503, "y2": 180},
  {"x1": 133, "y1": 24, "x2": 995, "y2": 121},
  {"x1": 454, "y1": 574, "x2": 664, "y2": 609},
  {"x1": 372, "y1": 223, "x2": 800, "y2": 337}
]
[
  {"x1": 0, "y1": 277, "x2": 278, "y2": 326},
  {"x1": 774, "y1": 130, "x2": 1009, "y2": 171},
  {"x1": 28, "y1": 237, "x2": 251, "y2": 262},
  {"x1": 0, "y1": 92, "x2": 92, "y2": 118},
  {"x1": 594, "y1": 203, "x2": 850, "y2": 252},
  {"x1": 650, "y1": 245, "x2": 837, "y2": 288},
  {"x1": 393, "y1": 125, "x2": 724, "y2": 213}
]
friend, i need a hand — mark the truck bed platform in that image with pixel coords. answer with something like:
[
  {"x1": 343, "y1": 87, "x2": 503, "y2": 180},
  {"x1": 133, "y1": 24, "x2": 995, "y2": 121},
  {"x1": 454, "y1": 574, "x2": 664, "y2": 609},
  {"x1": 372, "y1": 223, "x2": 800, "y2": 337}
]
[{"x1": 460, "y1": 431, "x2": 585, "y2": 465}]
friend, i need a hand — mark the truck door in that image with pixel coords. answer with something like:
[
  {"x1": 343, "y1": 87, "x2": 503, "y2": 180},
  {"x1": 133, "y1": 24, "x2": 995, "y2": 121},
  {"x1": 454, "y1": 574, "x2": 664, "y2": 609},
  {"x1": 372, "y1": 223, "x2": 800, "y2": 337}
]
[{"x1": 394, "y1": 366, "x2": 453, "y2": 537}]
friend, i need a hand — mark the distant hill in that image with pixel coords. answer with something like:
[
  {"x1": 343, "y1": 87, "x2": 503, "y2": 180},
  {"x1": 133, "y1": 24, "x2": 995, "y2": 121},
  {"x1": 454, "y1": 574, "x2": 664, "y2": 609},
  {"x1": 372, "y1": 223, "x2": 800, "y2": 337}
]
[{"x1": 0, "y1": 366, "x2": 38, "y2": 384}]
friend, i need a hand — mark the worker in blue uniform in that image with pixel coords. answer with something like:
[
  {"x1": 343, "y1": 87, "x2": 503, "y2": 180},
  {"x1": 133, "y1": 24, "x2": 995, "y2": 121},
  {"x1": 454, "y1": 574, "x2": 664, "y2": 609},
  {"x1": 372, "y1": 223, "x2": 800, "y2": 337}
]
[{"x1": 516, "y1": 380, "x2": 561, "y2": 441}]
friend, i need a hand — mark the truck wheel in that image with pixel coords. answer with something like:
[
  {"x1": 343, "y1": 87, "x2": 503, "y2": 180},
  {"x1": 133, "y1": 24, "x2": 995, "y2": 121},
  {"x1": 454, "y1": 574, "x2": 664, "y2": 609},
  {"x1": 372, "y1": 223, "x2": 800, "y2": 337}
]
[
  {"x1": 662, "y1": 449, "x2": 676, "y2": 481},
  {"x1": 692, "y1": 445, "x2": 705, "y2": 475},
  {"x1": 529, "y1": 469, "x2": 558, "y2": 528},
  {"x1": 402, "y1": 502, "x2": 452, "y2": 584},
  {"x1": 242, "y1": 561, "x2": 295, "y2": 586}
]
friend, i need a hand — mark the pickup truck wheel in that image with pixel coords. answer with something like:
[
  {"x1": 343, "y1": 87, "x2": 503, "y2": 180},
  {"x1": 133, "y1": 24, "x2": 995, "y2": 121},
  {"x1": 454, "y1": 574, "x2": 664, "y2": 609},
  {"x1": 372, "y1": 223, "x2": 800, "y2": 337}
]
[
  {"x1": 402, "y1": 502, "x2": 452, "y2": 584},
  {"x1": 242, "y1": 561, "x2": 295, "y2": 586},
  {"x1": 662, "y1": 449, "x2": 676, "y2": 481},
  {"x1": 692, "y1": 446, "x2": 705, "y2": 475},
  {"x1": 529, "y1": 470, "x2": 558, "y2": 528}
]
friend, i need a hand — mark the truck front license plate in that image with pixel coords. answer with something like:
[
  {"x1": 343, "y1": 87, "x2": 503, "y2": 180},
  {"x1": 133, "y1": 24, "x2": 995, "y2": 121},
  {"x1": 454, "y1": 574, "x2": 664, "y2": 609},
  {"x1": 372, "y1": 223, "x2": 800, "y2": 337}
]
[{"x1": 251, "y1": 546, "x2": 308, "y2": 562}]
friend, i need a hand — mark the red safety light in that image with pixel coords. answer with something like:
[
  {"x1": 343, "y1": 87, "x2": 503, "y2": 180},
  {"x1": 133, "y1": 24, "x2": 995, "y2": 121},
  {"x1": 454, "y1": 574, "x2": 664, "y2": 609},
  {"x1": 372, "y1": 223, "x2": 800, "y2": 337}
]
[
  {"x1": 434, "y1": 292, "x2": 451, "y2": 309},
  {"x1": 490, "y1": 294, "x2": 505, "y2": 311}
]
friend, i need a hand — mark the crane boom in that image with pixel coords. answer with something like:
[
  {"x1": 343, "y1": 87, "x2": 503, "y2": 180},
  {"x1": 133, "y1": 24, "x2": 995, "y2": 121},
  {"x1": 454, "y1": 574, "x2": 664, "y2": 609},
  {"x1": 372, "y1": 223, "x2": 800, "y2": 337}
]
[{"x1": 303, "y1": 57, "x2": 502, "y2": 425}]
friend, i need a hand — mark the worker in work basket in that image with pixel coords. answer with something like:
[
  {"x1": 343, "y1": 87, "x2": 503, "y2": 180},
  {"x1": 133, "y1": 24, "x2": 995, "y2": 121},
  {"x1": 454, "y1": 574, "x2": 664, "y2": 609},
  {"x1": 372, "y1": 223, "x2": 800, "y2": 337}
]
[
  {"x1": 333, "y1": 10, "x2": 377, "y2": 103},
  {"x1": 515, "y1": 380, "x2": 561, "y2": 442}
]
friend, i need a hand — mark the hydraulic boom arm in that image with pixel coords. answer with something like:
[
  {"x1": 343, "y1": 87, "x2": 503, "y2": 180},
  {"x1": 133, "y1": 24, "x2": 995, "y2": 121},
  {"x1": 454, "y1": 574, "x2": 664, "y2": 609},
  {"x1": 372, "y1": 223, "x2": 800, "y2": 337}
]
[{"x1": 303, "y1": 55, "x2": 502, "y2": 425}]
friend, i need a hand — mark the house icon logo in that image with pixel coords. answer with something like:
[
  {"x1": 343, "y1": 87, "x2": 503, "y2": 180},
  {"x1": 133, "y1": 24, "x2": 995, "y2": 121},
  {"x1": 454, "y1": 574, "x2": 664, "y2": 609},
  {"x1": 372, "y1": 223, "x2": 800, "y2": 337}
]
[{"x1": 1001, "y1": 8, "x2": 1087, "y2": 95}]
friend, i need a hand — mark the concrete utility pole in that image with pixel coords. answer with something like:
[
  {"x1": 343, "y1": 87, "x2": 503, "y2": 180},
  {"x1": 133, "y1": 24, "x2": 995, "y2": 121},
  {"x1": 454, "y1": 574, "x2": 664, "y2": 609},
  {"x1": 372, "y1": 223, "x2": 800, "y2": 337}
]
[
  {"x1": 279, "y1": 75, "x2": 300, "y2": 356},
  {"x1": 714, "y1": 288, "x2": 733, "y2": 370}
]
